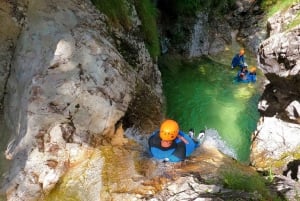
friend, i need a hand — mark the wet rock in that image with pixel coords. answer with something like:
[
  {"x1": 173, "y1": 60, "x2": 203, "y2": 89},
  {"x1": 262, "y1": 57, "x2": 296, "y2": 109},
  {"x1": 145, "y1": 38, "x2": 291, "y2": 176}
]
[
  {"x1": 228, "y1": 0, "x2": 266, "y2": 54},
  {"x1": 0, "y1": 1, "x2": 24, "y2": 108},
  {"x1": 0, "y1": 0, "x2": 163, "y2": 200}
]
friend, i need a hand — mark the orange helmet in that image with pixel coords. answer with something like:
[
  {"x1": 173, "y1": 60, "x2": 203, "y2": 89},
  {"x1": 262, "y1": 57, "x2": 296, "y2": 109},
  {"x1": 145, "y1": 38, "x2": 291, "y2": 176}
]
[
  {"x1": 239, "y1": 49, "x2": 245, "y2": 55},
  {"x1": 159, "y1": 119, "x2": 179, "y2": 141},
  {"x1": 249, "y1": 66, "x2": 257, "y2": 73}
]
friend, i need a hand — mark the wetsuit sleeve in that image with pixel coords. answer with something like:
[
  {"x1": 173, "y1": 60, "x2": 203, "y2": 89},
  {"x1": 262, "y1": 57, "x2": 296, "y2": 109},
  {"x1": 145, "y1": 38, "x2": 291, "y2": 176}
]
[
  {"x1": 241, "y1": 56, "x2": 245, "y2": 66},
  {"x1": 171, "y1": 141, "x2": 186, "y2": 161},
  {"x1": 148, "y1": 131, "x2": 161, "y2": 150},
  {"x1": 231, "y1": 54, "x2": 238, "y2": 67}
]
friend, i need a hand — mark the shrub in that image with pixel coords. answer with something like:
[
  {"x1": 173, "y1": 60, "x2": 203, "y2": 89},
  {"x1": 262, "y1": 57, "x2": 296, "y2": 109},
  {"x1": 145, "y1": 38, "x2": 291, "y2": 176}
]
[{"x1": 222, "y1": 170, "x2": 270, "y2": 199}]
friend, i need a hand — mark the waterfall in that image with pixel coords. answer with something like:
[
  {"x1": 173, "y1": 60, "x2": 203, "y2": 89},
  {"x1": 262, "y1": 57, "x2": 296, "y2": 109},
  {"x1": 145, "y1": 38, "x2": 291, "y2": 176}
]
[
  {"x1": 189, "y1": 13, "x2": 209, "y2": 58},
  {"x1": 125, "y1": 127, "x2": 237, "y2": 160},
  {"x1": 202, "y1": 128, "x2": 237, "y2": 159}
]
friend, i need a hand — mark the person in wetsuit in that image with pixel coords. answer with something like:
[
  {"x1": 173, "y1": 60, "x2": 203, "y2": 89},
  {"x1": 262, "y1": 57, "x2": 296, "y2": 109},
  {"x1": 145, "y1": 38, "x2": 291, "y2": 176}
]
[
  {"x1": 148, "y1": 119, "x2": 204, "y2": 162},
  {"x1": 231, "y1": 48, "x2": 247, "y2": 69}
]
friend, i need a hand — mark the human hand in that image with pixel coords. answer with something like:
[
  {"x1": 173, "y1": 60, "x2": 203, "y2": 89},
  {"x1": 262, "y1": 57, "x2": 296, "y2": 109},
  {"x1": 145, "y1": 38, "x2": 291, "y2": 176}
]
[{"x1": 177, "y1": 135, "x2": 189, "y2": 144}]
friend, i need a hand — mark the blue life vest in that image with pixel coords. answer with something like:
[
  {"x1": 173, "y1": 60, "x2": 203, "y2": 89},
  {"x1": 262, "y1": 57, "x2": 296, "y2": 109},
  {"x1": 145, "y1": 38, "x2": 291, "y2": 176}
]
[
  {"x1": 235, "y1": 70, "x2": 256, "y2": 83},
  {"x1": 231, "y1": 54, "x2": 245, "y2": 68},
  {"x1": 148, "y1": 130, "x2": 199, "y2": 162}
]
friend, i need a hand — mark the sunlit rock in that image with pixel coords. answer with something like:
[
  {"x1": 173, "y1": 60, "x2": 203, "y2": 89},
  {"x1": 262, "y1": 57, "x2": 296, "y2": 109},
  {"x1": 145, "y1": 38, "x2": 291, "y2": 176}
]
[
  {"x1": 267, "y1": 3, "x2": 300, "y2": 35},
  {"x1": 258, "y1": 99, "x2": 269, "y2": 111},
  {"x1": 1, "y1": 0, "x2": 162, "y2": 200},
  {"x1": 254, "y1": 5, "x2": 300, "y2": 176},
  {"x1": 286, "y1": 101, "x2": 300, "y2": 122},
  {"x1": 272, "y1": 175, "x2": 300, "y2": 201},
  {"x1": 251, "y1": 117, "x2": 300, "y2": 173}
]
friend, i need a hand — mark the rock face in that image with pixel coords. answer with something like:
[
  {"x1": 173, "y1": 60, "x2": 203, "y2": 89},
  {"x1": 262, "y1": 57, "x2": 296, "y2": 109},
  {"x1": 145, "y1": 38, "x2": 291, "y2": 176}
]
[
  {"x1": 0, "y1": 1, "x2": 24, "y2": 108},
  {"x1": 250, "y1": 3, "x2": 300, "y2": 179},
  {"x1": 257, "y1": 26, "x2": 300, "y2": 119},
  {"x1": 228, "y1": 0, "x2": 266, "y2": 54},
  {"x1": 0, "y1": 0, "x2": 163, "y2": 200},
  {"x1": 267, "y1": 3, "x2": 300, "y2": 36},
  {"x1": 159, "y1": 0, "x2": 266, "y2": 58},
  {"x1": 187, "y1": 12, "x2": 232, "y2": 57}
]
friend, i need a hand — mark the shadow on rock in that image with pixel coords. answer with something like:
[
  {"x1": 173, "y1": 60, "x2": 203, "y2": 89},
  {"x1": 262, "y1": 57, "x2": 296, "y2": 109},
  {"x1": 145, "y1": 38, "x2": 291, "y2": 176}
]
[{"x1": 283, "y1": 159, "x2": 300, "y2": 181}]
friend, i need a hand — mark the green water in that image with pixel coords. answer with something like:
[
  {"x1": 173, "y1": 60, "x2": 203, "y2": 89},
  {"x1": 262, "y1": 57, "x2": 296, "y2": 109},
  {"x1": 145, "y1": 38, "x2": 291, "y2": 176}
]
[{"x1": 159, "y1": 56, "x2": 263, "y2": 162}]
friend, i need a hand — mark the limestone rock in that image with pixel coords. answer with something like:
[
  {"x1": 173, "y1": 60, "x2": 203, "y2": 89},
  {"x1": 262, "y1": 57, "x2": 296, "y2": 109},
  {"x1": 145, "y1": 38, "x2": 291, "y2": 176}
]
[
  {"x1": 267, "y1": 3, "x2": 300, "y2": 36},
  {"x1": 250, "y1": 117, "x2": 300, "y2": 173},
  {"x1": 250, "y1": 3, "x2": 300, "y2": 201},
  {"x1": 0, "y1": 0, "x2": 24, "y2": 108},
  {"x1": 229, "y1": 0, "x2": 266, "y2": 54},
  {"x1": 0, "y1": 0, "x2": 163, "y2": 200},
  {"x1": 271, "y1": 175, "x2": 300, "y2": 201},
  {"x1": 256, "y1": 25, "x2": 300, "y2": 120}
]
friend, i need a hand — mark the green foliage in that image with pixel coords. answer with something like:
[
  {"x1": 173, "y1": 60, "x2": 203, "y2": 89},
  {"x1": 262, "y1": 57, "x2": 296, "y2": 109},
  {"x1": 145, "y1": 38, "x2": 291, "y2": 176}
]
[
  {"x1": 286, "y1": 12, "x2": 300, "y2": 30},
  {"x1": 222, "y1": 170, "x2": 272, "y2": 200},
  {"x1": 261, "y1": 0, "x2": 300, "y2": 32},
  {"x1": 91, "y1": 0, "x2": 132, "y2": 30},
  {"x1": 91, "y1": 0, "x2": 160, "y2": 59},
  {"x1": 265, "y1": 167, "x2": 276, "y2": 183},
  {"x1": 260, "y1": 0, "x2": 279, "y2": 11},
  {"x1": 261, "y1": 0, "x2": 299, "y2": 17},
  {"x1": 134, "y1": 0, "x2": 160, "y2": 58}
]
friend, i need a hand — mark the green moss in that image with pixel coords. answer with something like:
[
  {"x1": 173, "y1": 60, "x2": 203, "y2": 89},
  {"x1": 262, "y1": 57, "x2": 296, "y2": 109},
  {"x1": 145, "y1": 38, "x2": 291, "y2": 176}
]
[
  {"x1": 286, "y1": 12, "x2": 300, "y2": 30},
  {"x1": 91, "y1": 0, "x2": 160, "y2": 59},
  {"x1": 273, "y1": 146, "x2": 300, "y2": 168},
  {"x1": 261, "y1": 0, "x2": 297, "y2": 17},
  {"x1": 221, "y1": 170, "x2": 273, "y2": 200},
  {"x1": 91, "y1": 0, "x2": 132, "y2": 30},
  {"x1": 260, "y1": 0, "x2": 300, "y2": 31},
  {"x1": 134, "y1": 0, "x2": 160, "y2": 58}
]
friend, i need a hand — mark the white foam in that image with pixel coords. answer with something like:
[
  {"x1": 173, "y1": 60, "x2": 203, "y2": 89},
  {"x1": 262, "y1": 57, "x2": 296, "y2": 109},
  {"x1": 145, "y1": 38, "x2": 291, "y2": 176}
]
[{"x1": 202, "y1": 128, "x2": 237, "y2": 159}]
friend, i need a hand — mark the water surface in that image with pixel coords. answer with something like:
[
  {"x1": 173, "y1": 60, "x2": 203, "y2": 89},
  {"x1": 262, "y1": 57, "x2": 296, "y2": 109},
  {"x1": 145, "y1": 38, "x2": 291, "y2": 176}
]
[{"x1": 159, "y1": 56, "x2": 264, "y2": 162}]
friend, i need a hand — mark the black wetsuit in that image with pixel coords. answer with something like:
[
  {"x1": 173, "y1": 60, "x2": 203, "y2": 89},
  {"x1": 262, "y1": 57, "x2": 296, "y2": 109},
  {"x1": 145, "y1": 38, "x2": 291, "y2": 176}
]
[{"x1": 148, "y1": 131, "x2": 186, "y2": 161}]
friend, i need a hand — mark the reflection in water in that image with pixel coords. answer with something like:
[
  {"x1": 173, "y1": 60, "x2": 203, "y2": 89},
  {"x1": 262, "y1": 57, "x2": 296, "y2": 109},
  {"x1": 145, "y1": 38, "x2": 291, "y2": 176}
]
[{"x1": 159, "y1": 57, "x2": 263, "y2": 162}]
